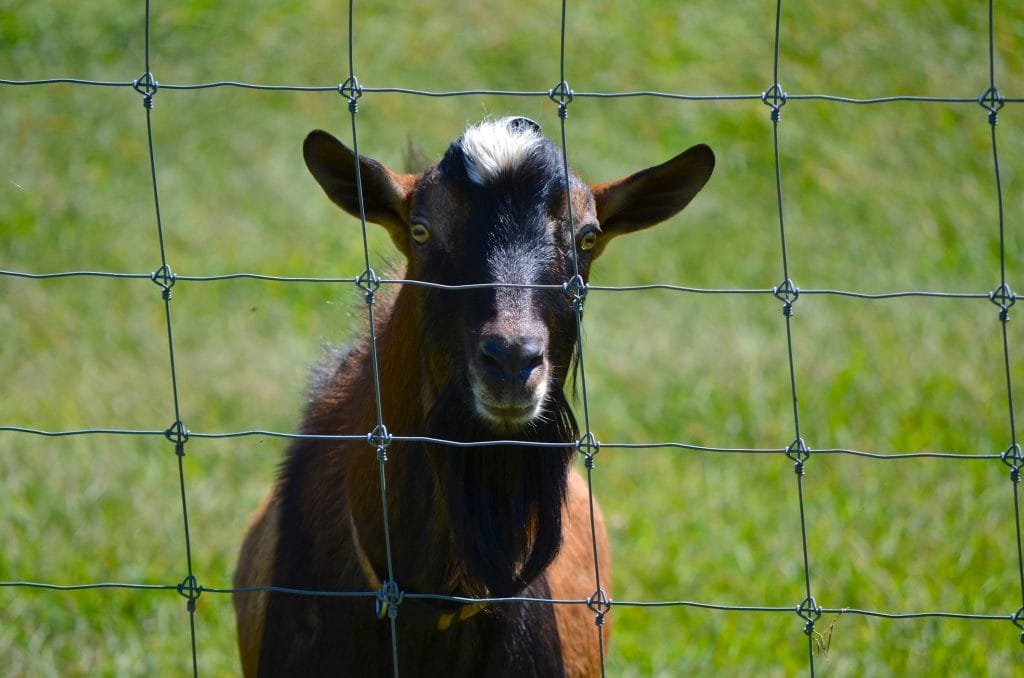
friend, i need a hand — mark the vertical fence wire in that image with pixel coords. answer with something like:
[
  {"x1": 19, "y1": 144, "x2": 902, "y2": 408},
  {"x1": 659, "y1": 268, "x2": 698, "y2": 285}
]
[
  {"x1": 132, "y1": 0, "x2": 202, "y2": 674},
  {"x1": 983, "y1": 0, "x2": 1024, "y2": 641},
  {"x1": 338, "y1": 2, "x2": 404, "y2": 675},
  {"x1": 764, "y1": 1, "x2": 820, "y2": 673},
  {"x1": 549, "y1": 0, "x2": 611, "y2": 674},
  {"x1": 0, "y1": 0, "x2": 1022, "y2": 675}
]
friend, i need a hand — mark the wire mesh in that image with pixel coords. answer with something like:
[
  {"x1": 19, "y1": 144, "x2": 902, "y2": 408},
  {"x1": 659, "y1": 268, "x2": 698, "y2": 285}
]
[{"x1": 1, "y1": 0, "x2": 1022, "y2": 675}]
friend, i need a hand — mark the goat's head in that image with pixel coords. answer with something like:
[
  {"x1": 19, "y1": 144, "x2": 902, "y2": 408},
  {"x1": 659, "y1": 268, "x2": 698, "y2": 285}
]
[{"x1": 303, "y1": 117, "x2": 714, "y2": 434}]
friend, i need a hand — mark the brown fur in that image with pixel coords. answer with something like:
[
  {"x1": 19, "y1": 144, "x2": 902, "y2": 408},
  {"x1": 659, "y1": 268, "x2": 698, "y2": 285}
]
[
  {"x1": 234, "y1": 466, "x2": 609, "y2": 676},
  {"x1": 234, "y1": 486, "x2": 280, "y2": 678},
  {"x1": 550, "y1": 469, "x2": 612, "y2": 674},
  {"x1": 233, "y1": 118, "x2": 713, "y2": 676}
]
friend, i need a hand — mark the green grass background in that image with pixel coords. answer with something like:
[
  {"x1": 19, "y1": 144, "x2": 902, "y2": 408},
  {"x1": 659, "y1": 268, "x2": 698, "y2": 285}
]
[{"x1": 2, "y1": 1, "x2": 1023, "y2": 675}]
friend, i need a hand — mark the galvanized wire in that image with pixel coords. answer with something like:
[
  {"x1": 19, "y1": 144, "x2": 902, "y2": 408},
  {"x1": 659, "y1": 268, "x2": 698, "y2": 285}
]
[
  {"x1": 1, "y1": 1, "x2": 1023, "y2": 676},
  {"x1": 761, "y1": 1, "x2": 821, "y2": 672},
  {"x1": 337, "y1": 1, "x2": 403, "y2": 672},
  {"x1": 7, "y1": 76, "x2": 1024, "y2": 106},
  {"x1": 982, "y1": 0, "x2": 1024, "y2": 640}
]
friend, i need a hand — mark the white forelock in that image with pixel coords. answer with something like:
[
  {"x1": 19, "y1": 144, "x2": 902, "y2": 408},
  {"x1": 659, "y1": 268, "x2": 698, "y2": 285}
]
[{"x1": 460, "y1": 117, "x2": 546, "y2": 186}]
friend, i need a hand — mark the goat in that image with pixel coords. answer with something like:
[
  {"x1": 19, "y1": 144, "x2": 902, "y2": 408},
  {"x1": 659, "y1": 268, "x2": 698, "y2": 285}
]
[{"x1": 233, "y1": 117, "x2": 714, "y2": 676}]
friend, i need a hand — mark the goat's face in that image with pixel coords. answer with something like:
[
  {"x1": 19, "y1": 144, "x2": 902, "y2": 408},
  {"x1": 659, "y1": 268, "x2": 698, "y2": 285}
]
[
  {"x1": 303, "y1": 117, "x2": 715, "y2": 431},
  {"x1": 407, "y1": 119, "x2": 593, "y2": 428}
]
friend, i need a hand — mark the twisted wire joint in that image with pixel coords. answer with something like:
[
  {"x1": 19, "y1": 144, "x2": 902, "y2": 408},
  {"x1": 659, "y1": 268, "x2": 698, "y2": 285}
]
[
  {"x1": 978, "y1": 87, "x2": 1005, "y2": 126},
  {"x1": 356, "y1": 268, "x2": 381, "y2": 305},
  {"x1": 989, "y1": 283, "x2": 1015, "y2": 323},
  {"x1": 762, "y1": 83, "x2": 787, "y2": 122},
  {"x1": 773, "y1": 278, "x2": 800, "y2": 316},
  {"x1": 339, "y1": 75, "x2": 363, "y2": 113},
  {"x1": 796, "y1": 595, "x2": 822, "y2": 636},
  {"x1": 786, "y1": 437, "x2": 810, "y2": 475},
  {"x1": 1001, "y1": 443, "x2": 1023, "y2": 483},
  {"x1": 563, "y1": 274, "x2": 588, "y2": 314},
  {"x1": 548, "y1": 80, "x2": 574, "y2": 119},
  {"x1": 1011, "y1": 605, "x2": 1024, "y2": 643},
  {"x1": 164, "y1": 420, "x2": 190, "y2": 456},
  {"x1": 577, "y1": 431, "x2": 600, "y2": 468},
  {"x1": 151, "y1": 264, "x2": 176, "y2": 301},
  {"x1": 133, "y1": 71, "x2": 158, "y2": 109},
  {"x1": 376, "y1": 579, "x2": 404, "y2": 620},
  {"x1": 368, "y1": 423, "x2": 392, "y2": 462},
  {"x1": 587, "y1": 588, "x2": 612, "y2": 627},
  {"x1": 176, "y1": 575, "x2": 203, "y2": 613}
]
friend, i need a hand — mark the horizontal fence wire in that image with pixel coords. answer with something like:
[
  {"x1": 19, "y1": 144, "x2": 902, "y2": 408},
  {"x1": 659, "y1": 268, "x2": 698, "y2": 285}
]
[
  {"x1": 0, "y1": 267, "x2": 1003, "y2": 298},
  {"x1": 5, "y1": 76, "x2": 1024, "y2": 106},
  {"x1": 1, "y1": 0, "x2": 1023, "y2": 675},
  {"x1": 0, "y1": 425, "x2": 1012, "y2": 460}
]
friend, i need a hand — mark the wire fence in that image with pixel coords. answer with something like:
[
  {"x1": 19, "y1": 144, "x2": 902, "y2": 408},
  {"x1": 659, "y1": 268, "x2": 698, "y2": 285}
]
[{"x1": 1, "y1": 0, "x2": 1022, "y2": 675}]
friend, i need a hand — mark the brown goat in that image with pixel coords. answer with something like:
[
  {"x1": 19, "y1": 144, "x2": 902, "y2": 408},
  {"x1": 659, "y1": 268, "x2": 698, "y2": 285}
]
[{"x1": 233, "y1": 117, "x2": 714, "y2": 676}]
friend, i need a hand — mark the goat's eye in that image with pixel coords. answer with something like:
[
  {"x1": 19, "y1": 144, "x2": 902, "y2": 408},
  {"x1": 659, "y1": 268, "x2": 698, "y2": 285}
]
[
  {"x1": 411, "y1": 222, "x2": 431, "y2": 244},
  {"x1": 578, "y1": 227, "x2": 599, "y2": 251}
]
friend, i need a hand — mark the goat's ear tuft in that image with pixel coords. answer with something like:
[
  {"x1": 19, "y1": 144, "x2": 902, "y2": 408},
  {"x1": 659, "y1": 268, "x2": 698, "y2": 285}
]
[
  {"x1": 589, "y1": 144, "x2": 714, "y2": 255},
  {"x1": 506, "y1": 117, "x2": 542, "y2": 135},
  {"x1": 303, "y1": 130, "x2": 418, "y2": 253}
]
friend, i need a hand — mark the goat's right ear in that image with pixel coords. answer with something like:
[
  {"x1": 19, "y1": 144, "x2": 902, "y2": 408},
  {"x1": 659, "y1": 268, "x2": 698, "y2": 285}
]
[{"x1": 303, "y1": 130, "x2": 418, "y2": 245}]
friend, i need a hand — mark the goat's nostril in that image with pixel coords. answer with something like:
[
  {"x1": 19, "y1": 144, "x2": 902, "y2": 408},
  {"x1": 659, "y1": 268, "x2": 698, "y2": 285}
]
[
  {"x1": 481, "y1": 338, "x2": 506, "y2": 362},
  {"x1": 480, "y1": 336, "x2": 545, "y2": 382},
  {"x1": 481, "y1": 341, "x2": 506, "y2": 372},
  {"x1": 516, "y1": 342, "x2": 545, "y2": 382},
  {"x1": 521, "y1": 343, "x2": 544, "y2": 368}
]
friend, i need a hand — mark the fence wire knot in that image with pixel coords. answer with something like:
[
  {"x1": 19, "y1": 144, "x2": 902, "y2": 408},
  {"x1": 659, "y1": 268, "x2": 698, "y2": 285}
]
[
  {"x1": 563, "y1": 274, "x2": 588, "y2": 313},
  {"x1": 587, "y1": 588, "x2": 612, "y2": 627},
  {"x1": 786, "y1": 438, "x2": 810, "y2": 475},
  {"x1": 978, "y1": 86, "x2": 1005, "y2": 125},
  {"x1": 762, "y1": 83, "x2": 788, "y2": 121},
  {"x1": 151, "y1": 264, "x2": 176, "y2": 300},
  {"x1": 164, "y1": 420, "x2": 190, "y2": 456},
  {"x1": 133, "y1": 71, "x2": 158, "y2": 109},
  {"x1": 548, "y1": 80, "x2": 574, "y2": 118},
  {"x1": 176, "y1": 575, "x2": 202, "y2": 613},
  {"x1": 356, "y1": 268, "x2": 381, "y2": 305},
  {"x1": 773, "y1": 278, "x2": 799, "y2": 316},
  {"x1": 339, "y1": 75, "x2": 363, "y2": 113},
  {"x1": 577, "y1": 431, "x2": 600, "y2": 468},
  {"x1": 796, "y1": 595, "x2": 822, "y2": 635},
  {"x1": 1001, "y1": 444, "x2": 1023, "y2": 482},
  {"x1": 1012, "y1": 606, "x2": 1024, "y2": 643},
  {"x1": 367, "y1": 424, "x2": 392, "y2": 461},
  {"x1": 989, "y1": 283, "x2": 1016, "y2": 322},
  {"x1": 375, "y1": 579, "x2": 404, "y2": 620}
]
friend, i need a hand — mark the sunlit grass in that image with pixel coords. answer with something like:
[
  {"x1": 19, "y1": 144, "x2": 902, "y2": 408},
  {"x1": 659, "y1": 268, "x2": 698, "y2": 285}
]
[{"x1": 2, "y1": 1, "x2": 1023, "y2": 675}]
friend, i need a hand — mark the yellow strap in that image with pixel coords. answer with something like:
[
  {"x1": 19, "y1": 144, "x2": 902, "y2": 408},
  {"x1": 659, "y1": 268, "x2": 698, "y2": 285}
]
[
  {"x1": 349, "y1": 509, "x2": 384, "y2": 592},
  {"x1": 436, "y1": 603, "x2": 487, "y2": 630}
]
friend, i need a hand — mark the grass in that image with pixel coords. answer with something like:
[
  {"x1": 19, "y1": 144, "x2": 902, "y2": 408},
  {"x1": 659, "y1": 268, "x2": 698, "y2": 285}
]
[{"x1": 2, "y1": 0, "x2": 1023, "y2": 675}]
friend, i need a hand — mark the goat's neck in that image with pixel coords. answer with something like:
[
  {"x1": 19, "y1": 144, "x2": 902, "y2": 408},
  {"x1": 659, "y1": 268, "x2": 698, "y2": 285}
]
[{"x1": 339, "y1": 286, "x2": 459, "y2": 593}]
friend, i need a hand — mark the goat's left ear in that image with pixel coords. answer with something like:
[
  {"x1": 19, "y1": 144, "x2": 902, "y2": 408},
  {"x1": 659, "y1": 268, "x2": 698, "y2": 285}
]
[{"x1": 590, "y1": 144, "x2": 714, "y2": 250}]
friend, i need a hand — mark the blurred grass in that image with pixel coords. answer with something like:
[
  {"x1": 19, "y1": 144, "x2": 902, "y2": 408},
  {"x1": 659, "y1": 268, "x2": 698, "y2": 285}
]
[{"x1": 2, "y1": 0, "x2": 1023, "y2": 675}]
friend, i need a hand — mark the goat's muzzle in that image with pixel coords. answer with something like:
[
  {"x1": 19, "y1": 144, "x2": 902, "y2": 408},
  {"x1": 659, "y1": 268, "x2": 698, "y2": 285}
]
[{"x1": 469, "y1": 326, "x2": 550, "y2": 428}]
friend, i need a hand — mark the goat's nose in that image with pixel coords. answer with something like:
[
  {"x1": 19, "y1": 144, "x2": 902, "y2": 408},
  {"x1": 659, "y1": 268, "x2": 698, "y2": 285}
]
[{"x1": 480, "y1": 334, "x2": 546, "y2": 383}]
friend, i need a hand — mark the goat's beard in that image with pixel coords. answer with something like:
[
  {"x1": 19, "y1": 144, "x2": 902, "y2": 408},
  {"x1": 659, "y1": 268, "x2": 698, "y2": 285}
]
[{"x1": 424, "y1": 378, "x2": 578, "y2": 598}]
